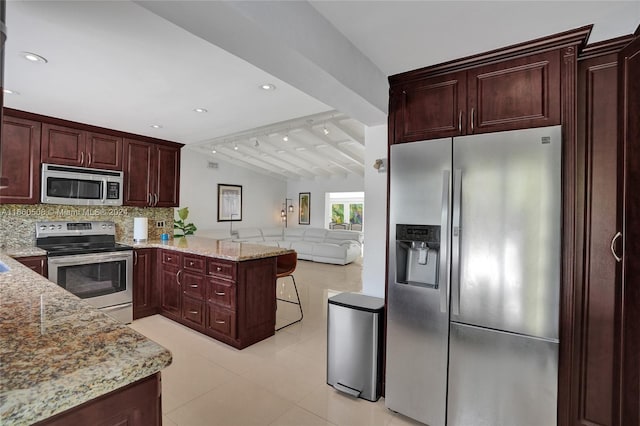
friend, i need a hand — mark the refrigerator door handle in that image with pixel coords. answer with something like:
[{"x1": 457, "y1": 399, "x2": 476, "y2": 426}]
[
  {"x1": 439, "y1": 170, "x2": 451, "y2": 313},
  {"x1": 451, "y1": 169, "x2": 462, "y2": 316}
]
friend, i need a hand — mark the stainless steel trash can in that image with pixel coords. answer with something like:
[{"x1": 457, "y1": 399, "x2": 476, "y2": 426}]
[{"x1": 327, "y1": 292, "x2": 384, "y2": 402}]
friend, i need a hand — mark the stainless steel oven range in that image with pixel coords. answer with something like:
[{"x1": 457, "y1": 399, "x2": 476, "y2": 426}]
[{"x1": 36, "y1": 221, "x2": 133, "y2": 323}]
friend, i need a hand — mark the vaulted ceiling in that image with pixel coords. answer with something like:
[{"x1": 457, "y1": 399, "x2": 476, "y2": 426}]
[{"x1": 4, "y1": 1, "x2": 638, "y2": 180}]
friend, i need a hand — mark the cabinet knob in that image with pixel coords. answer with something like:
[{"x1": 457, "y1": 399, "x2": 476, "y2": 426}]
[
  {"x1": 216, "y1": 267, "x2": 222, "y2": 272},
  {"x1": 189, "y1": 261, "x2": 194, "y2": 266},
  {"x1": 167, "y1": 256, "x2": 172, "y2": 261}
]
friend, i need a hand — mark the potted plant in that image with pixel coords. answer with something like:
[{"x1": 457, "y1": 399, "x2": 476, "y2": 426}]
[{"x1": 174, "y1": 207, "x2": 197, "y2": 237}]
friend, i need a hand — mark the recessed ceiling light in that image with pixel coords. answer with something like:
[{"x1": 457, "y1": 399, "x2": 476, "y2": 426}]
[
  {"x1": 150, "y1": 124, "x2": 163, "y2": 129},
  {"x1": 3, "y1": 89, "x2": 19, "y2": 95},
  {"x1": 282, "y1": 135, "x2": 289, "y2": 142},
  {"x1": 21, "y1": 52, "x2": 48, "y2": 63},
  {"x1": 234, "y1": 143, "x2": 239, "y2": 151},
  {"x1": 193, "y1": 108, "x2": 208, "y2": 113},
  {"x1": 260, "y1": 83, "x2": 276, "y2": 91},
  {"x1": 211, "y1": 148, "x2": 217, "y2": 154}
]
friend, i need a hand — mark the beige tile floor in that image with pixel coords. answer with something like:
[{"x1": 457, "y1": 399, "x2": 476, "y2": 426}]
[{"x1": 130, "y1": 257, "x2": 423, "y2": 426}]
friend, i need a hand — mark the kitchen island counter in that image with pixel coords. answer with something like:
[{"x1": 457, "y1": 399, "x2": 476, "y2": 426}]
[
  {"x1": 0, "y1": 254, "x2": 172, "y2": 425},
  {"x1": 126, "y1": 236, "x2": 293, "y2": 261}
]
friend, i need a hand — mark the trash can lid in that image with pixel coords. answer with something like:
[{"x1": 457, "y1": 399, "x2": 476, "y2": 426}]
[{"x1": 328, "y1": 292, "x2": 384, "y2": 313}]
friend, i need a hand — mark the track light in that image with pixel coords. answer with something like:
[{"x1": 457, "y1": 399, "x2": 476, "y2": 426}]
[
  {"x1": 234, "y1": 143, "x2": 239, "y2": 151},
  {"x1": 323, "y1": 125, "x2": 330, "y2": 136},
  {"x1": 283, "y1": 134, "x2": 289, "y2": 142}
]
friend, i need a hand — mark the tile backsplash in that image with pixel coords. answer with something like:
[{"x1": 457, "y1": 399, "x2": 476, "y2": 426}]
[{"x1": 0, "y1": 204, "x2": 174, "y2": 248}]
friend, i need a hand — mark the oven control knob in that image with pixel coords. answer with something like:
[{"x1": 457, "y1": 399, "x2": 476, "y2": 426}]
[
  {"x1": 57, "y1": 225, "x2": 62, "y2": 229},
  {"x1": 40, "y1": 225, "x2": 46, "y2": 231},
  {"x1": 108, "y1": 224, "x2": 112, "y2": 229},
  {"x1": 49, "y1": 225, "x2": 55, "y2": 230},
  {"x1": 102, "y1": 224, "x2": 106, "y2": 228}
]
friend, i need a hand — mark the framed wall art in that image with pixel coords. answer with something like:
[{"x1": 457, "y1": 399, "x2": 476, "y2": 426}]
[
  {"x1": 299, "y1": 192, "x2": 310, "y2": 225},
  {"x1": 217, "y1": 184, "x2": 242, "y2": 221}
]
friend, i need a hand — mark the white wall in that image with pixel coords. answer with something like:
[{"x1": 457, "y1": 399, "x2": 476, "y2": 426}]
[
  {"x1": 286, "y1": 174, "x2": 364, "y2": 228},
  {"x1": 362, "y1": 124, "x2": 388, "y2": 298},
  {"x1": 179, "y1": 148, "x2": 286, "y2": 237}
]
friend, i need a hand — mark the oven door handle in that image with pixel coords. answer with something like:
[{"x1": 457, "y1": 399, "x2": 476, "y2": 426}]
[{"x1": 48, "y1": 251, "x2": 133, "y2": 266}]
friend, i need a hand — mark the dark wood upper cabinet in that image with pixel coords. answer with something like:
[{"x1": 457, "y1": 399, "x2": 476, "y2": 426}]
[
  {"x1": 85, "y1": 132, "x2": 123, "y2": 170},
  {"x1": 391, "y1": 71, "x2": 467, "y2": 143},
  {"x1": 41, "y1": 123, "x2": 84, "y2": 166},
  {"x1": 123, "y1": 138, "x2": 180, "y2": 207},
  {"x1": 41, "y1": 124, "x2": 123, "y2": 170},
  {"x1": 0, "y1": 115, "x2": 41, "y2": 204},
  {"x1": 468, "y1": 50, "x2": 561, "y2": 134}
]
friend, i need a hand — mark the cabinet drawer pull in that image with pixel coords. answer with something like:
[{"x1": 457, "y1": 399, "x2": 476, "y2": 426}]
[
  {"x1": 610, "y1": 231, "x2": 623, "y2": 262},
  {"x1": 167, "y1": 256, "x2": 172, "y2": 261},
  {"x1": 214, "y1": 291, "x2": 226, "y2": 296},
  {"x1": 189, "y1": 284, "x2": 199, "y2": 288},
  {"x1": 80, "y1": 151, "x2": 84, "y2": 165},
  {"x1": 458, "y1": 110, "x2": 462, "y2": 132},
  {"x1": 215, "y1": 319, "x2": 226, "y2": 324},
  {"x1": 176, "y1": 270, "x2": 182, "y2": 285},
  {"x1": 189, "y1": 261, "x2": 194, "y2": 266},
  {"x1": 87, "y1": 152, "x2": 92, "y2": 166},
  {"x1": 470, "y1": 107, "x2": 475, "y2": 132},
  {"x1": 216, "y1": 266, "x2": 222, "y2": 272},
  {"x1": 188, "y1": 310, "x2": 199, "y2": 315}
]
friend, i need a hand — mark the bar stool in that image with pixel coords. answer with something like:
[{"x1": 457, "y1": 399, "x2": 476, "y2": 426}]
[{"x1": 275, "y1": 252, "x2": 303, "y2": 331}]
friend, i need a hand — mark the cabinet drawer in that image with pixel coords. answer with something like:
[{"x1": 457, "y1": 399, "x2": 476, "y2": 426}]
[
  {"x1": 162, "y1": 251, "x2": 180, "y2": 267},
  {"x1": 183, "y1": 254, "x2": 205, "y2": 274},
  {"x1": 182, "y1": 295, "x2": 205, "y2": 327},
  {"x1": 207, "y1": 259, "x2": 236, "y2": 280},
  {"x1": 206, "y1": 305, "x2": 236, "y2": 338},
  {"x1": 182, "y1": 272, "x2": 205, "y2": 299},
  {"x1": 207, "y1": 279, "x2": 236, "y2": 310}
]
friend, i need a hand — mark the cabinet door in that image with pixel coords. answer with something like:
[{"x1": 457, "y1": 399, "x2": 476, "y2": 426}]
[
  {"x1": 16, "y1": 255, "x2": 47, "y2": 277},
  {"x1": 160, "y1": 265, "x2": 181, "y2": 317},
  {"x1": 41, "y1": 123, "x2": 85, "y2": 166},
  {"x1": 0, "y1": 115, "x2": 41, "y2": 203},
  {"x1": 123, "y1": 138, "x2": 153, "y2": 207},
  {"x1": 392, "y1": 71, "x2": 466, "y2": 143},
  {"x1": 572, "y1": 52, "x2": 620, "y2": 426},
  {"x1": 619, "y1": 34, "x2": 640, "y2": 425},
  {"x1": 154, "y1": 144, "x2": 180, "y2": 207},
  {"x1": 86, "y1": 132, "x2": 123, "y2": 170},
  {"x1": 468, "y1": 50, "x2": 561, "y2": 134},
  {"x1": 133, "y1": 249, "x2": 157, "y2": 320}
]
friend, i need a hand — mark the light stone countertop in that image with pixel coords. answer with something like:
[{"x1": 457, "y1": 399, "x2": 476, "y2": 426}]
[
  {"x1": 124, "y1": 236, "x2": 293, "y2": 261},
  {"x1": 0, "y1": 254, "x2": 172, "y2": 425},
  {"x1": 3, "y1": 246, "x2": 47, "y2": 258}
]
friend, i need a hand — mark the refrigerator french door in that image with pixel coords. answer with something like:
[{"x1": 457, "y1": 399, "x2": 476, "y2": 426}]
[{"x1": 386, "y1": 126, "x2": 562, "y2": 426}]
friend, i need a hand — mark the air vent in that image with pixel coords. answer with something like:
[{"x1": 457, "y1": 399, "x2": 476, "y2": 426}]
[{"x1": 207, "y1": 162, "x2": 219, "y2": 169}]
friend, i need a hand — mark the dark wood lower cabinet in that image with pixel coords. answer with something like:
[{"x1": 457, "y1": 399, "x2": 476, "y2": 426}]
[
  {"x1": 34, "y1": 373, "x2": 161, "y2": 426},
  {"x1": 16, "y1": 255, "x2": 48, "y2": 277},
  {"x1": 133, "y1": 249, "x2": 158, "y2": 320},
  {"x1": 157, "y1": 249, "x2": 277, "y2": 349}
]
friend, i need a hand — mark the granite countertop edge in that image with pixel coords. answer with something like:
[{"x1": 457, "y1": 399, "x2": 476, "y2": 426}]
[
  {"x1": 124, "y1": 236, "x2": 294, "y2": 261},
  {"x1": 0, "y1": 254, "x2": 172, "y2": 425}
]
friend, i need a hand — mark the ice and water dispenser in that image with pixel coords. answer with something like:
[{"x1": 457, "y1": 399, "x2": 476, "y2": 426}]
[{"x1": 395, "y1": 224, "x2": 441, "y2": 288}]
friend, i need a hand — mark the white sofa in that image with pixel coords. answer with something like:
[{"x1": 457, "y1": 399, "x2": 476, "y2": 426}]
[{"x1": 233, "y1": 227, "x2": 363, "y2": 265}]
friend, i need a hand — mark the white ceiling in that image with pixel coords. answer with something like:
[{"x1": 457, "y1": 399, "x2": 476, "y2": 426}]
[{"x1": 3, "y1": 1, "x2": 639, "y2": 180}]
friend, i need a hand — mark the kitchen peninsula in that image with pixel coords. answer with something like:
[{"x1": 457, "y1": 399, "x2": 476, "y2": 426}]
[
  {"x1": 0, "y1": 254, "x2": 172, "y2": 425},
  {"x1": 128, "y1": 236, "x2": 293, "y2": 350}
]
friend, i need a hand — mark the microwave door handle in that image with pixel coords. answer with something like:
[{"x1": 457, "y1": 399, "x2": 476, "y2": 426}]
[{"x1": 102, "y1": 178, "x2": 108, "y2": 204}]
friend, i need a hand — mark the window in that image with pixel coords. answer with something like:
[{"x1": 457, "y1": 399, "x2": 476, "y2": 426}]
[{"x1": 325, "y1": 192, "x2": 364, "y2": 230}]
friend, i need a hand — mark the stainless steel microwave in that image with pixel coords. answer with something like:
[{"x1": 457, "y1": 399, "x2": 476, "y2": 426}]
[{"x1": 41, "y1": 163, "x2": 124, "y2": 206}]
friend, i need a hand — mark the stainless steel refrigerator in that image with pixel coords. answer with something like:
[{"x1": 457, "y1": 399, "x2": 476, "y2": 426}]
[{"x1": 385, "y1": 126, "x2": 562, "y2": 426}]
